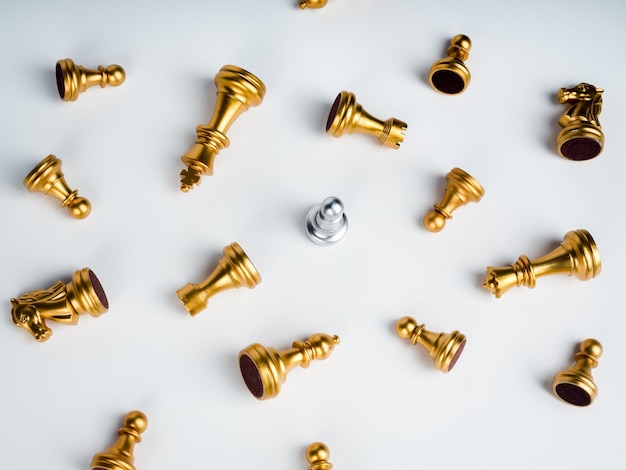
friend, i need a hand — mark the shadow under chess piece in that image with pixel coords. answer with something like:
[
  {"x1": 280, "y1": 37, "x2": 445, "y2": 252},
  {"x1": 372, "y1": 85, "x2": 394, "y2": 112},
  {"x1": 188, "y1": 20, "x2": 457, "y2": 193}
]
[
  {"x1": 90, "y1": 410, "x2": 148, "y2": 470},
  {"x1": 179, "y1": 65, "x2": 266, "y2": 192},
  {"x1": 423, "y1": 167, "x2": 484, "y2": 232},
  {"x1": 483, "y1": 229, "x2": 601, "y2": 298},
  {"x1": 56, "y1": 58, "x2": 125, "y2": 102},
  {"x1": 305, "y1": 196, "x2": 348, "y2": 245},
  {"x1": 552, "y1": 339, "x2": 602, "y2": 406},
  {"x1": 24, "y1": 154, "x2": 91, "y2": 219},
  {"x1": 300, "y1": 0, "x2": 327, "y2": 8},
  {"x1": 429, "y1": 34, "x2": 472, "y2": 95},
  {"x1": 239, "y1": 333, "x2": 340, "y2": 400},
  {"x1": 326, "y1": 91, "x2": 407, "y2": 149},
  {"x1": 176, "y1": 242, "x2": 261, "y2": 316},
  {"x1": 306, "y1": 442, "x2": 333, "y2": 470}
]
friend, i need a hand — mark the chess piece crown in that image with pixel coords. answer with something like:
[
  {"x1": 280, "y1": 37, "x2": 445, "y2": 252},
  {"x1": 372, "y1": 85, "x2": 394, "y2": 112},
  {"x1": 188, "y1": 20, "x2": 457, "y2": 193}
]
[
  {"x1": 306, "y1": 442, "x2": 333, "y2": 470},
  {"x1": 429, "y1": 34, "x2": 472, "y2": 95},
  {"x1": 552, "y1": 339, "x2": 602, "y2": 406},
  {"x1": 90, "y1": 410, "x2": 147, "y2": 470},
  {"x1": 305, "y1": 196, "x2": 348, "y2": 245},
  {"x1": 56, "y1": 58, "x2": 125, "y2": 102}
]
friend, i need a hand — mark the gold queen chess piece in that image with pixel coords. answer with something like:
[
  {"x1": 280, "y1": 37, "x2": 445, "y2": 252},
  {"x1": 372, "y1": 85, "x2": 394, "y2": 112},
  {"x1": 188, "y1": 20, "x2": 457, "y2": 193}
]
[
  {"x1": 10, "y1": 268, "x2": 108, "y2": 342},
  {"x1": 326, "y1": 91, "x2": 407, "y2": 148},
  {"x1": 483, "y1": 229, "x2": 601, "y2": 298},
  {"x1": 176, "y1": 242, "x2": 261, "y2": 316},
  {"x1": 556, "y1": 83, "x2": 604, "y2": 161},
  {"x1": 306, "y1": 443, "x2": 333, "y2": 470},
  {"x1": 428, "y1": 34, "x2": 472, "y2": 95},
  {"x1": 239, "y1": 333, "x2": 340, "y2": 400},
  {"x1": 395, "y1": 317, "x2": 466, "y2": 373},
  {"x1": 56, "y1": 58, "x2": 125, "y2": 102},
  {"x1": 90, "y1": 410, "x2": 147, "y2": 470},
  {"x1": 179, "y1": 65, "x2": 266, "y2": 192},
  {"x1": 24, "y1": 154, "x2": 92, "y2": 219},
  {"x1": 552, "y1": 339, "x2": 602, "y2": 407}
]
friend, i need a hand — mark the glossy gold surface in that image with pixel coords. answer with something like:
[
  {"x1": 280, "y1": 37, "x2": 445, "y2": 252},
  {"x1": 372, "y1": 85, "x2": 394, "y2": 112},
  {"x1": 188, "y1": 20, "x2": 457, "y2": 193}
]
[
  {"x1": 423, "y1": 167, "x2": 484, "y2": 232},
  {"x1": 24, "y1": 154, "x2": 91, "y2": 219},
  {"x1": 238, "y1": 333, "x2": 340, "y2": 400},
  {"x1": 483, "y1": 229, "x2": 601, "y2": 298},
  {"x1": 428, "y1": 34, "x2": 472, "y2": 95},
  {"x1": 306, "y1": 442, "x2": 333, "y2": 470},
  {"x1": 10, "y1": 267, "x2": 108, "y2": 342},
  {"x1": 56, "y1": 58, "x2": 125, "y2": 102},
  {"x1": 179, "y1": 65, "x2": 266, "y2": 192},
  {"x1": 326, "y1": 91, "x2": 407, "y2": 149},
  {"x1": 300, "y1": 0, "x2": 327, "y2": 8},
  {"x1": 90, "y1": 410, "x2": 147, "y2": 470},
  {"x1": 552, "y1": 339, "x2": 602, "y2": 406},
  {"x1": 395, "y1": 316, "x2": 466, "y2": 373}
]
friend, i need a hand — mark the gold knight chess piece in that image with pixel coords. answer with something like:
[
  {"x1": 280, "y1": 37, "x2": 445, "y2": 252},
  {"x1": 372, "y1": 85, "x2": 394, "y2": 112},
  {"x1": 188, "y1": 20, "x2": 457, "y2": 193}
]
[
  {"x1": 429, "y1": 34, "x2": 472, "y2": 95},
  {"x1": 306, "y1": 442, "x2": 333, "y2": 470},
  {"x1": 56, "y1": 58, "x2": 125, "y2": 102},
  {"x1": 552, "y1": 339, "x2": 602, "y2": 407},
  {"x1": 90, "y1": 411, "x2": 148, "y2": 470}
]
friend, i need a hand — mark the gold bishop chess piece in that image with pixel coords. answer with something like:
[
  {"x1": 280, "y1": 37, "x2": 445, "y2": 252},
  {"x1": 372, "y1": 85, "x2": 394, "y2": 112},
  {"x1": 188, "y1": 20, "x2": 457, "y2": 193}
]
[
  {"x1": 326, "y1": 91, "x2": 407, "y2": 149},
  {"x1": 179, "y1": 65, "x2": 266, "y2": 192},
  {"x1": 423, "y1": 167, "x2": 484, "y2": 232},
  {"x1": 483, "y1": 229, "x2": 601, "y2": 298},
  {"x1": 300, "y1": 0, "x2": 327, "y2": 8},
  {"x1": 306, "y1": 442, "x2": 333, "y2": 470},
  {"x1": 239, "y1": 333, "x2": 340, "y2": 400},
  {"x1": 90, "y1": 410, "x2": 148, "y2": 470},
  {"x1": 24, "y1": 154, "x2": 91, "y2": 219},
  {"x1": 56, "y1": 58, "x2": 125, "y2": 102},
  {"x1": 428, "y1": 34, "x2": 472, "y2": 95},
  {"x1": 10, "y1": 268, "x2": 108, "y2": 342},
  {"x1": 395, "y1": 316, "x2": 466, "y2": 373},
  {"x1": 552, "y1": 339, "x2": 602, "y2": 407},
  {"x1": 176, "y1": 242, "x2": 261, "y2": 316}
]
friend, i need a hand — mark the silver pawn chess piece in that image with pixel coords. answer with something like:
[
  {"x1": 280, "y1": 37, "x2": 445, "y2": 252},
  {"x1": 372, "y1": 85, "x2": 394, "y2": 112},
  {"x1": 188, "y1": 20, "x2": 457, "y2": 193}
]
[{"x1": 305, "y1": 196, "x2": 348, "y2": 245}]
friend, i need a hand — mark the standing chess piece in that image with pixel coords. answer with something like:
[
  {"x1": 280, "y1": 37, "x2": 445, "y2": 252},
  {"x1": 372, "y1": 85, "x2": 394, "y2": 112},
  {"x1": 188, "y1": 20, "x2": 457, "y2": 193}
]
[
  {"x1": 428, "y1": 34, "x2": 472, "y2": 95},
  {"x1": 552, "y1": 339, "x2": 602, "y2": 406},
  {"x1": 306, "y1": 442, "x2": 333, "y2": 470},
  {"x1": 56, "y1": 58, "x2": 125, "y2": 102},
  {"x1": 305, "y1": 196, "x2": 348, "y2": 245},
  {"x1": 300, "y1": 0, "x2": 327, "y2": 8},
  {"x1": 90, "y1": 410, "x2": 148, "y2": 470}
]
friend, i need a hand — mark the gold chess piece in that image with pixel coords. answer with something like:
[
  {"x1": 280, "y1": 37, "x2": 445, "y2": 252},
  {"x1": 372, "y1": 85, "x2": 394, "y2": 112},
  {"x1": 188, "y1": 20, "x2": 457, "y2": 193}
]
[
  {"x1": 300, "y1": 0, "x2": 327, "y2": 8},
  {"x1": 90, "y1": 410, "x2": 148, "y2": 470},
  {"x1": 395, "y1": 316, "x2": 466, "y2": 373},
  {"x1": 176, "y1": 242, "x2": 261, "y2": 316},
  {"x1": 10, "y1": 268, "x2": 108, "y2": 342},
  {"x1": 552, "y1": 339, "x2": 602, "y2": 406},
  {"x1": 429, "y1": 34, "x2": 472, "y2": 95},
  {"x1": 326, "y1": 91, "x2": 407, "y2": 149},
  {"x1": 179, "y1": 65, "x2": 266, "y2": 192},
  {"x1": 423, "y1": 167, "x2": 484, "y2": 232},
  {"x1": 56, "y1": 58, "x2": 125, "y2": 102},
  {"x1": 556, "y1": 83, "x2": 604, "y2": 161},
  {"x1": 483, "y1": 229, "x2": 601, "y2": 298},
  {"x1": 24, "y1": 154, "x2": 91, "y2": 219},
  {"x1": 239, "y1": 333, "x2": 340, "y2": 400},
  {"x1": 306, "y1": 442, "x2": 333, "y2": 470}
]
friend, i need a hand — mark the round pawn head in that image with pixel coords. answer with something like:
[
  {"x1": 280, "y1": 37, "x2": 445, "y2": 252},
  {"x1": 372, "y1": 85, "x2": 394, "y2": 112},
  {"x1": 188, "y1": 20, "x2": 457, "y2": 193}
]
[
  {"x1": 423, "y1": 210, "x2": 446, "y2": 232},
  {"x1": 123, "y1": 410, "x2": 148, "y2": 434},
  {"x1": 68, "y1": 196, "x2": 91, "y2": 219},
  {"x1": 306, "y1": 442, "x2": 333, "y2": 470},
  {"x1": 105, "y1": 64, "x2": 126, "y2": 87}
]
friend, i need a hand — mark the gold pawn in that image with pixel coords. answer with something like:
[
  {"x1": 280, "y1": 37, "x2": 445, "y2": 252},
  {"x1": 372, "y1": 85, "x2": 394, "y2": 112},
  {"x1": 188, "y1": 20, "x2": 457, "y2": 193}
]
[
  {"x1": 300, "y1": 0, "x2": 328, "y2": 8},
  {"x1": 179, "y1": 64, "x2": 266, "y2": 192},
  {"x1": 428, "y1": 34, "x2": 472, "y2": 95},
  {"x1": 176, "y1": 242, "x2": 261, "y2": 316},
  {"x1": 239, "y1": 333, "x2": 340, "y2": 400},
  {"x1": 326, "y1": 91, "x2": 407, "y2": 149},
  {"x1": 56, "y1": 58, "x2": 125, "y2": 102},
  {"x1": 423, "y1": 167, "x2": 484, "y2": 232},
  {"x1": 483, "y1": 229, "x2": 601, "y2": 298},
  {"x1": 552, "y1": 339, "x2": 602, "y2": 406},
  {"x1": 24, "y1": 154, "x2": 91, "y2": 219},
  {"x1": 90, "y1": 410, "x2": 148, "y2": 470},
  {"x1": 306, "y1": 442, "x2": 333, "y2": 470},
  {"x1": 395, "y1": 316, "x2": 466, "y2": 373}
]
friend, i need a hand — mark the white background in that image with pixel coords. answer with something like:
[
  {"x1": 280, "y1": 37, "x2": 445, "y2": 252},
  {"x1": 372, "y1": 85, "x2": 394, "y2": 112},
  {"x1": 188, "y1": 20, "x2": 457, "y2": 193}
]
[{"x1": 1, "y1": 1, "x2": 625, "y2": 468}]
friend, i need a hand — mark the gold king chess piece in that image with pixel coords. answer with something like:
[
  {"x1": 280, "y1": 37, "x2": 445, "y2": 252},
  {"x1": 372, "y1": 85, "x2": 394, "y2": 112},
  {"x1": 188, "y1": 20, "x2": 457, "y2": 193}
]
[
  {"x1": 239, "y1": 333, "x2": 340, "y2": 400},
  {"x1": 10, "y1": 268, "x2": 108, "y2": 342},
  {"x1": 306, "y1": 442, "x2": 333, "y2": 470},
  {"x1": 556, "y1": 83, "x2": 604, "y2": 161},
  {"x1": 56, "y1": 58, "x2": 125, "y2": 102},
  {"x1": 90, "y1": 410, "x2": 148, "y2": 470},
  {"x1": 176, "y1": 242, "x2": 261, "y2": 316},
  {"x1": 300, "y1": 0, "x2": 327, "y2": 8},
  {"x1": 24, "y1": 154, "x2": 92, "y2": 219},
  {"x1": 483, "y1": 229, "x2": 601, "y2": 298},
  {"x1": 326, "y1": 91, "x2": 407, "y2": 149},
  {"x1": 428, "y1": 34, "x2": 472, "y2": 95},
  {"x1": 179, "y1": 65, "x2": 266, "y2": 192},
  {"x1": 395, "y1": 316, "x2": 466, "y2": 373},
  {"x1": 423, "y1": 167, "x2": 484, "y2": 232},
  {"x1": 552, "y1": 339, "x2": 602, "y2": 407}
]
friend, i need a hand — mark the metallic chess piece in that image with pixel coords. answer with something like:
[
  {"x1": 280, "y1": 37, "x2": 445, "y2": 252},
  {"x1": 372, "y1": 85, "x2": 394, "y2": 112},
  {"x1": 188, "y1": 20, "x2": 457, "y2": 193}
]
[
  {"x1": 90, "y1": 410, "x2": 148, "y2": 470},
  {"x1": 395, "y1": 316, "x2": 466, "y2": 373},
  {"x1": 306, "y1": 442, "x2": 333, "y2": 470},
  {"x1": 176, "y1": 242, "x2": 261, "y2": 316},
  {"x1": 483, "y1": 229, "x2": 601, "y2": 298},
  {"x1": 56, "y1": 58, "x2": 125, "y2": 102},
  {"x1": 179, "y1": 65, "x2": 266, "y2": 192},
  {"x1": 553, "y1": 339, "x2": 602, "y2": 406},
  {"x1": 556, "y1": 83, "x2": 604, "y2": 161},
  {"x1": 429, "y1": 34, "x2": 472, "y2": 95},
  {"x1": 305, "y1": 196, "x2": 348, "y2": 245},
  {"x1": 326, "y1": 91, "x2": 407, "y2": 149},
  {"x1": 423, "y1": 167, "x2": 484, "y2": 232},
  {"x1": 24, "y1": 154, "x2": 91, "y2": 219},
  {"x1": 10, "y1": 268, "x2": 108, "y2": 342},
  {"x1": 300, "y1": 0, "x2": 327, "y2": 8},
  {"x1": 239, "y1": 333, "x2": 340, "y2": 400}
]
